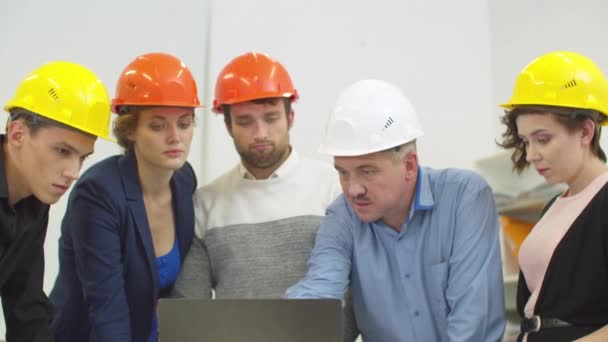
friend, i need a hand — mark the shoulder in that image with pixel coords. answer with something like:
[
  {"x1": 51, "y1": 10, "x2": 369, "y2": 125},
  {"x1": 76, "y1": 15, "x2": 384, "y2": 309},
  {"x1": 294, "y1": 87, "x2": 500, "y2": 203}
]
[
  {"x1": 193, "y1": 165, "x2": 240, "y2": 201},
  {"x1": 293, "y1": 155, "x2": 339, "y2": 186},
  {"x1": 326, "y1": 194, "x2": 356, "y2": 220},
  {"x1": 79, "y1": 155, "x2": 122, "y2": 183},
  {"x1": 425, "y1": 167, "x2": 491, "y2": 194},
  {"x1": 297, "y1": 155, "x2": 336, "y2": 175},
  {"x1": 72, "y1": 155, "x2": 122, "y2": 196}
]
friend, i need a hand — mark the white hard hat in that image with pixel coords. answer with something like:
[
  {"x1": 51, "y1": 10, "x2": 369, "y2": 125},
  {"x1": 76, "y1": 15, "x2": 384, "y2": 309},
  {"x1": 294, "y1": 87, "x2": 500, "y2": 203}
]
[{"x1": 319, "y1": 79, "x2": 424, "y2": 156}]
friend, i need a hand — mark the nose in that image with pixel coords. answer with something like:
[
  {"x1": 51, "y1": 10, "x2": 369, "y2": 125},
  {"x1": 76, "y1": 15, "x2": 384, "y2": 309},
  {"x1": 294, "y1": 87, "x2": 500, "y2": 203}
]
[
  {"x1": 167, "y1": 123, "x2": 181, "y2": 144},
  {"x1": 525, "y1": 143, "x2": 540, "y2": 163},
  {"x1": 254, "y1": 121, "x2": 269, "y2": 140},
  {"x1": 63, "y1": 158, "x2": 81, "y2": 182},
  {"x1": 346, "y1": 181, "x2": 366, "y2": 198}
]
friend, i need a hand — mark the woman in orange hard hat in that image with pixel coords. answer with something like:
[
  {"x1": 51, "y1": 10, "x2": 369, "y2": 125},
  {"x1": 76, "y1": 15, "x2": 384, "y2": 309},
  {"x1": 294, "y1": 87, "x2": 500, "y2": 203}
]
[
  {"x1": 49, "y1": 52, "x2": 200, "y2": 342},
  {"x1": 499, "y1": 51, "x2": 608, "y2": 341},
  {"x1": 0, "y1": 61, "x2": 111, "y2": 341}
]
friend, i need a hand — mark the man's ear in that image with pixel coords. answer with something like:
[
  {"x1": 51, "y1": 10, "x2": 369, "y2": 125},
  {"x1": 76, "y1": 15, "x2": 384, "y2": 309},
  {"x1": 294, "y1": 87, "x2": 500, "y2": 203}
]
[
  {"x1": 6, "y1": 120, "x2": 28, "y2": 147},
  {"x1": 287, "y1": 110, "x2": 295, "y2": 129},
  {"x1": 404, "y1": 151, "x2": 418, "y2": 182}
]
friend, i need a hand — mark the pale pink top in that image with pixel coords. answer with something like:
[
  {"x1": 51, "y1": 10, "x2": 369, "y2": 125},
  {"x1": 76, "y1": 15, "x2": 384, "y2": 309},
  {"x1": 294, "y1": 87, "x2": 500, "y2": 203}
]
[{"x1": 519, "y1": 172, "x2": 608, "y2": 319}]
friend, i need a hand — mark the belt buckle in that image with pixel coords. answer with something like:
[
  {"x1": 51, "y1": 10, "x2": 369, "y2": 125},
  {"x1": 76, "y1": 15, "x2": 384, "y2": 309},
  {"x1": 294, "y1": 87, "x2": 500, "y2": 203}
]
[{"x1": 523, "y1": 315, "x2": 542, "y2": 333}]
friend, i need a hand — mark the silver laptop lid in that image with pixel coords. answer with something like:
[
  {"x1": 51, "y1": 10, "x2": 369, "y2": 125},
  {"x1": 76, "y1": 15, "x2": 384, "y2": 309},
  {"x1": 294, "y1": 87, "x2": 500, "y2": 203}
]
[{"x1": 158, "y1": 298, "x2": 343, "y2": 342}]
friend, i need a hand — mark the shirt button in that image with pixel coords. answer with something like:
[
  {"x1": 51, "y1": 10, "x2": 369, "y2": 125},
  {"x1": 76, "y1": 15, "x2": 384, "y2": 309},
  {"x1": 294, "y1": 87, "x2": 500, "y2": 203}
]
[
  {"x1": 404, "y1": 273, "x2": 411, "y2": 279},
  {"x1": 414, "y1": 310, "x2": 420, "y2": 317}
]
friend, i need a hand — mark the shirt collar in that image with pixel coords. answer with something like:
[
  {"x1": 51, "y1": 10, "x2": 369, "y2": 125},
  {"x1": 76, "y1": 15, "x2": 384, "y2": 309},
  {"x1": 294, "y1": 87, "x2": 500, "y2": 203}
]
[
  {"x1": 240, "y1": 147, "x2": 299, "y2": 180},
  {"x1": 407, "y1": 166, "x2": 435, "y2": 221}
]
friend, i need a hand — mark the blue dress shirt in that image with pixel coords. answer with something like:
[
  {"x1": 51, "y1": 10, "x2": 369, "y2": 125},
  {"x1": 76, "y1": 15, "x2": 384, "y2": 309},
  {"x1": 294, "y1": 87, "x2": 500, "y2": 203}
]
[{"x1": 286, "y1": 167, "x2": 505, "y2": 341}]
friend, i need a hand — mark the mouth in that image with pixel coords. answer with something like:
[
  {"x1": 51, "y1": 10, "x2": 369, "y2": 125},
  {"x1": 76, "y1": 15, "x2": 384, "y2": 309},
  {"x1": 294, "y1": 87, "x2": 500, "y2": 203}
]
[
  {"x1": 164, "y1": 149, "x2": 184, "y2": 157},
  {"x1": 536, "y1": 168, "x2": 549, "y2": 176},
  {"x1": 352, "y1": 200, "x2": 372, "y2": 209},
  {"x1": 52, "y1": 184, "x2": 69, "y2": 194},
  {"x1": 252, "y1": 143, "x2": 272, "y2": 152}
]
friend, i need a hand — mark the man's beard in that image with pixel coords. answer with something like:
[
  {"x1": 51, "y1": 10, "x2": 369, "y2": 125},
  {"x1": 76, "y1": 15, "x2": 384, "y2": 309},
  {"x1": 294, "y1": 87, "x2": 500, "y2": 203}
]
[{"x1": 238, "y1": 142, "x2": 289, "y2": 169}]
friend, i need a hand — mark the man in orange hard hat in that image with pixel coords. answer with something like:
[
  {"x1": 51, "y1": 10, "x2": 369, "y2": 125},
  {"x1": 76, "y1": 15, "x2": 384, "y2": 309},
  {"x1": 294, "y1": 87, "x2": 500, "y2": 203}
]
[{"x1": 176, "y1": 52, "x2": 359, "y2": 340}]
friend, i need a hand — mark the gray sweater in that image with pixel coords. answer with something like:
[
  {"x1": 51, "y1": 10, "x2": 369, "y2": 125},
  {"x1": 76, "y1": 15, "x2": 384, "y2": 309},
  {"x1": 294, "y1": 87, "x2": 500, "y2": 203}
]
[{"x1": 174, "y1": 151, "x2": 359, "y2": 341}]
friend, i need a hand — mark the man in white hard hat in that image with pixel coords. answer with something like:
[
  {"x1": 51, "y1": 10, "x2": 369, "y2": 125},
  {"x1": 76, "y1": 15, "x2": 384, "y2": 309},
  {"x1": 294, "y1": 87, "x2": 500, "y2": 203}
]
[{"x1": 286, "y1": 79, "x2": 505, "y2": 341}]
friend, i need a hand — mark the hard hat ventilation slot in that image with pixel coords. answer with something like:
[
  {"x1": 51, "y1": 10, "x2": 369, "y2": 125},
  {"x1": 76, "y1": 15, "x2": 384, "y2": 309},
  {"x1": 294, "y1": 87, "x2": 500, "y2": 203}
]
[
  {"x1": 563, "y1": 79, "x2": 578, "y2": 89},
  {"x1": 127, "y1": 80, "x2": 137, "y2": 89},
  {"x1": 48, "y1": 88, "x2": 60, "y2": 101},
  {"x1": 384, "y1": 116, "x2": 395, "y2": 129}
]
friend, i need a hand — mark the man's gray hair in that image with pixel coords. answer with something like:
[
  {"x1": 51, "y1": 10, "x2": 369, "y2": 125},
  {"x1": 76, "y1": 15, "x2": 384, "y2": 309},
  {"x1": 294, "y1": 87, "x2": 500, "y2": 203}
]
[{"x1": 384, "y1": 140, "x2": 417, "y2": 164}]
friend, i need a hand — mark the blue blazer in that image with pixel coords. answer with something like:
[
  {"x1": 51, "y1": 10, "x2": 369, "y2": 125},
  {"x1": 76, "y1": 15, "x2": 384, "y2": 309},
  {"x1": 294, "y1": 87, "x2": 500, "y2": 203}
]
[{"x1": 49, "y1": 153, "x2": 196, "y2": 342}]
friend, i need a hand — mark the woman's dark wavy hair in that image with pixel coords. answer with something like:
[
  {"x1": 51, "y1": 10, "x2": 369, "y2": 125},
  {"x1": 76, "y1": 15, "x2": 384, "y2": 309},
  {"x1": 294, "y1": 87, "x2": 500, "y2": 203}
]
[{"x1": 497, "y1": 105, "x2": 606, "y2": 173}]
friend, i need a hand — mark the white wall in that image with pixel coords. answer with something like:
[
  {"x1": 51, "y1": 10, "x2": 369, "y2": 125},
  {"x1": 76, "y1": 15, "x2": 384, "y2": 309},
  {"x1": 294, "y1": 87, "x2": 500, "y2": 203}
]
[
  {"x1": 203, "y1": 0, "x2": 497, "y2": 182},
  {"x1": 488, "y1": 0, "x2": 608, "y2": 148}
]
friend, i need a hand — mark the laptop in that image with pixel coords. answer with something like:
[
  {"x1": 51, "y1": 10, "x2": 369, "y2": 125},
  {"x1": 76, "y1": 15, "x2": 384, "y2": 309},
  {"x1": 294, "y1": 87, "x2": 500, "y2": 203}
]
[{"x1": 158, "y1": 298, "x2": 343, "y2": 342}]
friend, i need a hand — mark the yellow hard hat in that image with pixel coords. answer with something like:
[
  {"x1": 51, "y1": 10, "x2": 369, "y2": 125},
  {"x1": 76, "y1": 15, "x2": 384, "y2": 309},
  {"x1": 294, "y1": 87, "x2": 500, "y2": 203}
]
[
  {"x1": 4, "y1": 61, "x2": 112, "y2": 139},
  {"x1": 501, "y1": 51, "x2": 608, "y2": 125}
]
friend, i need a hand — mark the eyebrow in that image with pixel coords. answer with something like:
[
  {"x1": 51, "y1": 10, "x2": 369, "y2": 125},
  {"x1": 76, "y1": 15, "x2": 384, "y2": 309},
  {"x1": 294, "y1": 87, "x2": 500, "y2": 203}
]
[
  {"x1": 59, "y1": 142, "x2": 94, "y2": 158},
  {"x1": 334, "y1": 164, "x2": 378, "y2": 171},
  {"x1": 149, "y1": 113, "x2": 193, "y2": 120},
  {"x1": 234, "y1": 110, "x2": 282, "y2": 119},
  {"x1": 519, "y1": 128, "x2": 550, "y2": 139}
]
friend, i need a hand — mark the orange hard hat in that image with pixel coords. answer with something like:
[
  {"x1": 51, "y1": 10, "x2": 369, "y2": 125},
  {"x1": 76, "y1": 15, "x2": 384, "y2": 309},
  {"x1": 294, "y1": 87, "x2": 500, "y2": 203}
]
[
  {"x1": 213, "y1": 52, "x2": 298, "y2": 113},
  {"x1": 112, "y1": 52, "x2": 200, "y2": 114}
]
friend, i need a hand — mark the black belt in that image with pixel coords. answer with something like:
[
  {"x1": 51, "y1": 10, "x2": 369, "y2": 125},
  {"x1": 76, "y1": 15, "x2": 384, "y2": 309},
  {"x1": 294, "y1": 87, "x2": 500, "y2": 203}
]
[{"x1": 521, "y1": 315, "x2": 572, "y2": 333}]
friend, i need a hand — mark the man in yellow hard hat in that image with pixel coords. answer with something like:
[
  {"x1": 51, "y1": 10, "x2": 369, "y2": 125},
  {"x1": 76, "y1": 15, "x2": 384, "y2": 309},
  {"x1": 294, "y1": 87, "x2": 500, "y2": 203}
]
[{"x1": 0, "y1": 61, "x2": 112, "y2": 341}]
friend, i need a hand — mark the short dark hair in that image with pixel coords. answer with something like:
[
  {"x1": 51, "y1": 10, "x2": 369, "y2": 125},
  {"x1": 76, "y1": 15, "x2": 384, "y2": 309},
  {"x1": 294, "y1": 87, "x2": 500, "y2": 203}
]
[
  {"x1": 8, "y1": 107, "x2": 86, "y2": 136},
  {"x1": 222, "y1": 97, "x2": 291, "y2": 127},
  {"x1": 498, "y1": 105, "x2": 606, "y2": 173}
]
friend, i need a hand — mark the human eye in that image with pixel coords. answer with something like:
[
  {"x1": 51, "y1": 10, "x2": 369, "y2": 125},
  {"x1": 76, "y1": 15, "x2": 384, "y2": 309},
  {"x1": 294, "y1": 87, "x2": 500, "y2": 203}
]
[
  {"x1": 536, "y1": 135, "x2": 551, "y2": 144},
  {"x1": 178, "y1": 119, "x2": 193, "y2": 129},
  {"x1": 265, "y1": 115, "x2": 279, "y2": 123},
  {"x1": 149, "y1": 121, "x2": 164, "y2": 131},
  {"x1": 235, "y1": 119, "x2": 252, "y2": 127},
  {"x1": 55, "y1": 146, "x2": 71, "y2": 157},
  {"x1": 360, "y1": 168, "x2": 378, "y2": 178}
]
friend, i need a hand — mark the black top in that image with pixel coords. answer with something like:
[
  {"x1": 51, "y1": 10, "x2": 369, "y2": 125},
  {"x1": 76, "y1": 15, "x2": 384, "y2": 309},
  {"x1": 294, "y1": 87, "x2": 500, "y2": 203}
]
[
  {"x1": 0, "y1": 135, "x2": 53, "y2": 342},
  {"x1": 517, "y1": 184, "x2": 608, "y2": 341}
]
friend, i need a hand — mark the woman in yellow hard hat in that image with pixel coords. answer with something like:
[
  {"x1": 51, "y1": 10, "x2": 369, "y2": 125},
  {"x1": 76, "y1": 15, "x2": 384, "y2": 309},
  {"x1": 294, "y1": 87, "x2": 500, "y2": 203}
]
[
  {"x1": 499, "y1": 51, "x2": 608, "y2": 341},
  {"x1": 0, "y1": 61, "x2": 112, "y2": 341},
  {"x1": 49, "y1": 52, "x2": 200, "y2": 342}
]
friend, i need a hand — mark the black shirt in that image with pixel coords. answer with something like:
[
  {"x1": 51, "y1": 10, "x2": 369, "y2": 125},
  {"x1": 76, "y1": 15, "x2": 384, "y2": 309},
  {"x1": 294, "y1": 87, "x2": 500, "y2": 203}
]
[
  {"x1": 517, "y1": 185, "x2": 608, "y2": 341},
  {"x1": 0, "y1": 135, "x2": 53, "y2": 342}
]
